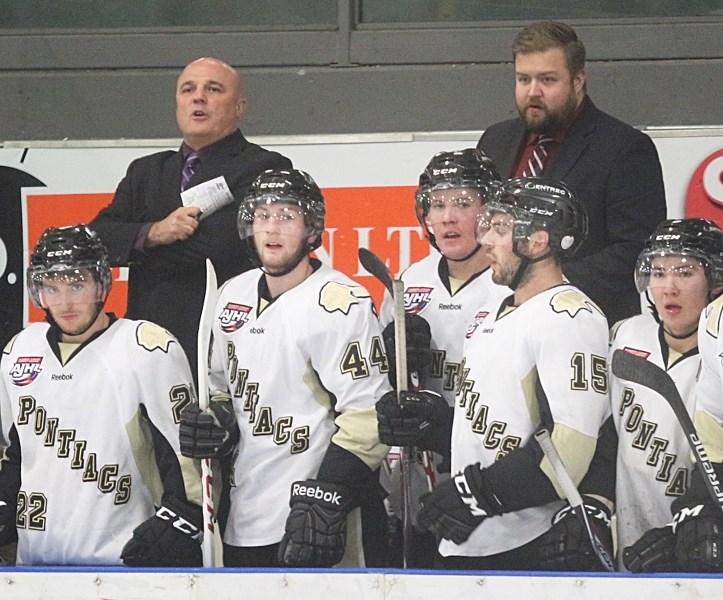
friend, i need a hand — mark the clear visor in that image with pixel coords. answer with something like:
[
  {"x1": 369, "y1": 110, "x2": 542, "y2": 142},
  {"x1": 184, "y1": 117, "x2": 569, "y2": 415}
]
[
  {"x1": 422, "y1": 188, "x2": 484, "y2": 228},
  {"x1": 27, "y1": 267, "x2": 105, "y2": 310},
  {"x1": 238, "y1": 197, "x2": 312, "y2": 241},
  {"x1": 634, "y1": 251, "x2": 708, "y2": 294},
  {"x1": 475, "y1": 206, "x2": 534, "y2": 244}
]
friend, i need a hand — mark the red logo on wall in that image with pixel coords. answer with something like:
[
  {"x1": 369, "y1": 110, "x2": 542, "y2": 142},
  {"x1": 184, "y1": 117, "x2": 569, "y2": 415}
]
[{"x1": 685, "y1": 149, "x2": 723, "y2": 227}]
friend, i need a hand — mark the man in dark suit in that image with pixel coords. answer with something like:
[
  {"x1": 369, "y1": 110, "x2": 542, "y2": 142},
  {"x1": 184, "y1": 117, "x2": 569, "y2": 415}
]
[
  {"x1": 478, "y1": 21, "x2": 666, "y2": 325},
  {"x1": 91, "y1": 57, "x2": 291, "y2": 371}
]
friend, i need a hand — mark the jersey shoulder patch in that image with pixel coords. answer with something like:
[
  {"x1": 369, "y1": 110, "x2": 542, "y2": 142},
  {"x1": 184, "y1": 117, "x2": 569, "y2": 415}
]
[
  {"x1": 703, "y1": 295, "x2": 723, "y2": 339},
  {"x1": 319, "y1": 281, "x2": 371, "y2": 315},
  {"x1": 135, "y1": 321, "x2": 176, "y2": 353},
  {"x1": 549, "y1": 288, "x2": 603, "y2": 319}
]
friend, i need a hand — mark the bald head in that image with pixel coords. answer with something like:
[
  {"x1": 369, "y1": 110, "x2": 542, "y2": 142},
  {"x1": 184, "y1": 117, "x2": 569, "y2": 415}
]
[{"x1": 176, "y1": 57, "x2": 247, "y2": 150}]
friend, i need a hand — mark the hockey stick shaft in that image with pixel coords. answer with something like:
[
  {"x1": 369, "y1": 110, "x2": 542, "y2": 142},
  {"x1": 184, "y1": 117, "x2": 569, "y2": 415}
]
[
  {"x1": 611, "y1": 348, "x2": 723, "y2": 517},
  {"x1": 534, "y1": 428, "x2": 616, "y2": 572},
  {"x1": 358, "y1": 248, "x2": 415, "y2": 567},
  {"x1": 197, "y1": 259, "x2": 218, "y2": 567}
]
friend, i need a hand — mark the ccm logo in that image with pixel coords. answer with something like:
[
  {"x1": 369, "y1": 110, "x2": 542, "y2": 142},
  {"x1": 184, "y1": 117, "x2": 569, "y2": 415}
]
[{"x1": 46, "y1": 250, "x2": 73, "y2": 257}]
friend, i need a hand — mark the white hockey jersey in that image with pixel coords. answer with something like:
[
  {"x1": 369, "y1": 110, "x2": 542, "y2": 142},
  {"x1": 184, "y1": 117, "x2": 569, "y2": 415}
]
[
  {"x1": 695, "y1": 295, "x2": 723, "y2": 462},
  {"x1": 440, "y1": 284, "x2": 610, "y2": 557},
  {"x1": 210, "y1": 263, "x2": 390, "y2": 547},
  {"x1": 0, "y1": 318, "x2": 199, "y2": 566},
  {"x1": 379, "y1": 252, "x2": 508, "y2": 519},
  {"x1": 610, "y1": 315, "x2": 698, "y2": 565}
]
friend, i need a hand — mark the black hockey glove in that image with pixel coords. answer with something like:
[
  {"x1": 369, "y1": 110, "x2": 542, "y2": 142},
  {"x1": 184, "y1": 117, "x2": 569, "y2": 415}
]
[
  {"x1": 376, "y1": 389, "x2": 451, "y2": 454},
  {"x1": 672, "y1": 503, "x2": 723, "y2": 572},
  {"x1": 179, "y1": 400, "x2": 239, "y2": 459},
  {"x1": 0, "y1": 499, "x2": 17, "y2": 546},
  {"x1": 383, "y1": 314, "x2": 432, "y2": 385},
  {"x1": 418, "y1": 463, "x2": 503, "y2": 544},
  {"x1": 121, "y1": 497, "x2": 203, "y2": 567},
  {"x1": 278, "y1": 479, "x2": 354, "y2": 567},
  {"x1": 536, "y1": 496, "x2": 613, "y2": 571},
  {"x1": 623, "y1": 525, "x2": 678, "y2": 573}
]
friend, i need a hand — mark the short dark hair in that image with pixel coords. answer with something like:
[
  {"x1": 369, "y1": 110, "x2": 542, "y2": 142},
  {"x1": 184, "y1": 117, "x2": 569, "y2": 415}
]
[{"x1": 512, "y1": 21, "x2": 586, "y2": 77}]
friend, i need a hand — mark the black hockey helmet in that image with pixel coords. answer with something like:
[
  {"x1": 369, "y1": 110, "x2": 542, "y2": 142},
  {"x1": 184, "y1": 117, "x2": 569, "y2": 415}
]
[
  {"x1": 479, "y1": 176, "x2": 588, "y2": 258},
  {"x1": 415, "y1": 148, "x2": 501, "y2": 251},
  {"x1": 238, "y1": 169, "x2": 326, "y2": 256},
  {"x1": 27, "y1": 224, "x2": 112, "y2": 309},
  {"x1": 635, "y1": 218, "x2": 723, "y2": 293}
]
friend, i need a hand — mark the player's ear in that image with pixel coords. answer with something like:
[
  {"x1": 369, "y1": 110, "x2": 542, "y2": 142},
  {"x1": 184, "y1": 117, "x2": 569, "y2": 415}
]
[{"x1": 527, "y1": 229, "x2": 550, "y2": 255}]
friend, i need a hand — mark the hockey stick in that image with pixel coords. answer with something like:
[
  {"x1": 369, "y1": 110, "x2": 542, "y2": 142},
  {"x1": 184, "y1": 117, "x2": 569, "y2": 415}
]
[
  {"x1": 611, "y1": 348, "x2": 723, "y2": 517},
  {"x1": 358, "y1": 248, "x2": 415, "y2": 567},
  {"x1": 534, "y1": 427, "x2": 616, "y2": 572},
  {"x1": 197, "y1": 258, "x2": 218, "y2": 567}
]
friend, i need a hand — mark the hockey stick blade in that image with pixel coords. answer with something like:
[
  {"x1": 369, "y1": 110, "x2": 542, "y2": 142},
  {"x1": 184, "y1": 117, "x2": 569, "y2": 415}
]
[
  {"x1": 611, "y1": 348, "x2": 723, "y2": 517},
  {"x1": 535, "y1": 428, "x2": 616, "y2": 572},
  {"x1": 197, "y1": 258, "x2": 218, "y2": 567},
  {"x1": 358, "y1": 247, "x2": 394, "y2": 296}
]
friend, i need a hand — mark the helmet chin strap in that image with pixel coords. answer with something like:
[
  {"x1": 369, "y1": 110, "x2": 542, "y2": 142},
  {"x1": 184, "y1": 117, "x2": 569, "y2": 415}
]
[
  {"x1": 445, "y1": 243, "x2": 482, "y2": 263},
  {"x1": 261, "y1": 241, "x2": 311, "y2": 278},
  {"x1": 46, "y1": 300, "x2": 106, "y2": 339},
  {"x1": 663, "y1": 325, "x2": 698, "y2": 341},
  {"x1": 508, "y1": 243, "x2": 552, "y2": 290}
]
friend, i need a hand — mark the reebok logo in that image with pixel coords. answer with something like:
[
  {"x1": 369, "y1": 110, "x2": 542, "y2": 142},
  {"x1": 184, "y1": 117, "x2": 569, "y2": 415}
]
[
  {"x1": 292, "y1": 483, "x2": 342, "y2": 505},
  {"x1": 51, "y1": 373, "x2": 73, "y2": 381}
]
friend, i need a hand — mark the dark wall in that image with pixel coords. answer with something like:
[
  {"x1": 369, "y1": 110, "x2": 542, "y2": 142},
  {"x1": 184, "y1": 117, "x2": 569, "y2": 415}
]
[{"x1": 0, "y1": 20, "x2": 721, "y2": 141}]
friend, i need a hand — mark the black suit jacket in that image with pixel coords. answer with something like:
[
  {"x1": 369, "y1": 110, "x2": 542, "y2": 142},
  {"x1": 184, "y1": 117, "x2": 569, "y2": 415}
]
[
  {"x1": 91, "y1": 130, "x2": 292, "y2": 370},
  {"x1": 478, "y1": 99, "x2": 666, "y2": 325}
]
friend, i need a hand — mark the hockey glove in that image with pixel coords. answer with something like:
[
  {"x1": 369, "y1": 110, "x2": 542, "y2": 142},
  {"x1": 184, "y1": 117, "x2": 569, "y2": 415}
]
[
  {"x1": 0, "y1": 500, "x2": 17, "y2": 546},
  {"x1": 536, "y1": 496, "x2": 613, "y2": 571},
  {"x1": 418, "y1": 463, "x2": 503, "y2": 544},
  {"x1": 278, "y1": 479, "x2": 354, "y2": 567},
  {"x1": 179, "y1": 399, "x2": 239, "y2": 459},
  {"x1": 623, "y1": 525, "x2": 677, "y2": 573},
  {"x1": 376, "y1": 389, "x2": 451, "y2": 454},
  {"x1": 672, "y1": 503, "x2": 723, "y2": 572},
  {"x1": 383, "y1": 314, "x2": 432, "y2": 385},
  {"x1": 121, "y1": 497, "x2": 203, "y2": 567}
]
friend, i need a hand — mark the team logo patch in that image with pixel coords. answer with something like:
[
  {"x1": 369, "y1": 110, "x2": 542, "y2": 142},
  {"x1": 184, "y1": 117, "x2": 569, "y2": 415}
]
[
  {"x1": 137, "y1": 322, "x2": 176, "y2": 353},
  {"x1": 9, "y1": 356, "x2": 43, "y2": 386},
  {"x1": 404, "y1": 287, "x2": 433, "y2": 315},
  {"x1": 465, "y1": 311, "x2": 489, "y2": 339},
  {"x1": 550, "y1": 289, "x2": 600, "y2": 318},
  {"x1": 622, "y1": 346, "x2": 651, "y2": 360},
  {"x1": 219, "y1": 302, "x2": 253, "y2": 333},
  {"x1": 319, "y1": 282, "x2": 371, "y2": 315}
]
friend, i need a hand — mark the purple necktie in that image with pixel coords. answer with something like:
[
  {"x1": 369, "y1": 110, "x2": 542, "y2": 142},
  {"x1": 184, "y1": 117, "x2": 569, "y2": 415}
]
[{"x1": 181, "y1": 151, "x2": 200, "y2": 191}]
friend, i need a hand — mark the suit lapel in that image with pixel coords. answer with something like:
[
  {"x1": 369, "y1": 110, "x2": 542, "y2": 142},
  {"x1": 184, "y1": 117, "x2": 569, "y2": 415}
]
[
  {"x1": 498, "y1": 121, "x2": 528, "y2": 178},
  {"x1": 546, "y1": 101, "x2": 599, "y2": 180}
]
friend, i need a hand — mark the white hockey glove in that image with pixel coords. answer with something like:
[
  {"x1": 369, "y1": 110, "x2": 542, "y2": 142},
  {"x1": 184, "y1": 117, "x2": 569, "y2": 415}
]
[
  {"x1": 121, "y1": 497, "x2": 202, "y2": 567},
  {"x1": 418, "y1": 463, "x2": 503, "y2": 544},
  {"x1": 179, "y1": 400, "x2": 238, "y2": 459},
  {"x1": 278, "y1": 479, "x2": 354, "y2": 567}
]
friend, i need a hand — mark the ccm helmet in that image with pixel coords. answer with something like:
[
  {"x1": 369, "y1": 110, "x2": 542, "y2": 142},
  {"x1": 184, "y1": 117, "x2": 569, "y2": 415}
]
[
  {"x1": 238, "y1": 169, "x2": 326, "y2": 267},
  {"x1": 416, "y1": 149, "x2": 501, "y2": 251},
  {"x1": 635, "y1": 218, "x2": 723, "y2": 293},
  {"x1": 481, "y1": 176, "x2": 588, "y2": 258},
  {"x1": 27, "y1": 224, "x2": 112, "y2": 309}
]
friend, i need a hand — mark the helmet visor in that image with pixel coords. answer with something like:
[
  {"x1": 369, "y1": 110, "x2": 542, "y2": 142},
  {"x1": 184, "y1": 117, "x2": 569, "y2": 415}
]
[{"x1": 635, "y1": 251, "x2": 708, "y2": 294}]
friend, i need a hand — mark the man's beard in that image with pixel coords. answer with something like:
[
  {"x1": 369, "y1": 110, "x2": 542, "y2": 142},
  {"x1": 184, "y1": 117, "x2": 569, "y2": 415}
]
[{"x1": 517, "y1": 91, "x2": 578, "y2": 134}]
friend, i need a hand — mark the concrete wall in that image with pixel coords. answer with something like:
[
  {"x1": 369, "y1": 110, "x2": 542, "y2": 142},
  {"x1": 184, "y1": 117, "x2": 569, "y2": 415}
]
[{"x1": 0, "y1": 16, "x2": 721, "y2": 141}]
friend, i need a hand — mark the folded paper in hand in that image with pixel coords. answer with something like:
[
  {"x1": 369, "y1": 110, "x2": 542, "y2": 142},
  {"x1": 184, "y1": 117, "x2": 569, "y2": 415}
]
[{"x1": 180, "y1": 176, "x2": 234, "y2": 220}]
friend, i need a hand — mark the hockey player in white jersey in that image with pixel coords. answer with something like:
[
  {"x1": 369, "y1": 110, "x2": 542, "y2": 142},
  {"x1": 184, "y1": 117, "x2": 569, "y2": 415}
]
[
  {"x1": 179, "y1": 169, "x2": 390, "y2": 567},
  {"x1": 652, "y1": 224, "x2": 723, "y2": 572},
  {"x1": 0, "y1": 225, "x2": 203, "y2": 566},
  {"x1": 403, "y1": 176, "x2": 610, "y2": 569},
  {"x1": 375, "y1": 148, "x2": 506, "y2": 566},
  {"x1": 606, "y1": 219, "x2": 723, "y2": 572}
]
